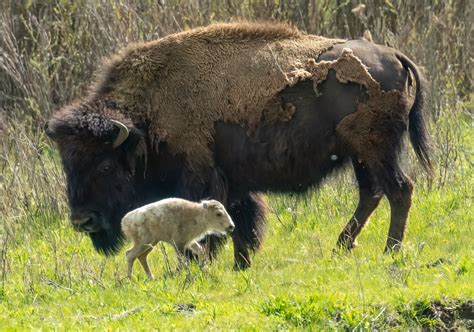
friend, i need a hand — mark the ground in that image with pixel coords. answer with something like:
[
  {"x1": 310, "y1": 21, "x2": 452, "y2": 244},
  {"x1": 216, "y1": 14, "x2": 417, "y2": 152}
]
[{"x1": 1, "y1": 162, "x2": 472, "y2": 329}]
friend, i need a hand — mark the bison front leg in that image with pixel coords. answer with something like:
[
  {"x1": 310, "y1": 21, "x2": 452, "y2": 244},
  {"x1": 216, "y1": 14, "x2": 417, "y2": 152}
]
[
  {"x1": 176, "y1": 167, "x2": 229, "y2": 262},
  {"x1": 228, "y1": 193, "x2": 267, "y2": 270}
]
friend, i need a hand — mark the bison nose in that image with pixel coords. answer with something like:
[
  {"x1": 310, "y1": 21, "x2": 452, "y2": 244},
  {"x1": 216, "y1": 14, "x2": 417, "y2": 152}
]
[
  {"x1": 226, "y1": 225, "x2": 235, "y2": 233},
  {"x1": 70, "y1": 213, "x2": 100, "y2": 233}
]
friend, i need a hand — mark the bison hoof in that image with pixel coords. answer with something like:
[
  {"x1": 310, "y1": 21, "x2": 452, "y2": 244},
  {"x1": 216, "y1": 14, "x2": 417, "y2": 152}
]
[
  {"x1": 233, "y1": 258, "x2": 251, "y2": 271},
  {"x1": 384, "y1": 241, "x2": 402, "y2": 253},
  {"x1": 335, "y1": 239, "x2": 358, "y2": 253}
]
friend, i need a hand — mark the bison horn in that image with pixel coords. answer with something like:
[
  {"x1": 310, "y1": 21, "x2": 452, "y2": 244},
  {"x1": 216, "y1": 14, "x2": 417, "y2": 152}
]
[{"x1": 110, "y1": 119, "x2": 129, "y2": 148}]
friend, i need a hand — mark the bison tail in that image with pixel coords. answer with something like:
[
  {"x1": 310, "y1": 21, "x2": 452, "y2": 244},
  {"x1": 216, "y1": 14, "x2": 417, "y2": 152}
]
[{"x1": 396, "y1": 52, "x2": 433, "y2": 175}]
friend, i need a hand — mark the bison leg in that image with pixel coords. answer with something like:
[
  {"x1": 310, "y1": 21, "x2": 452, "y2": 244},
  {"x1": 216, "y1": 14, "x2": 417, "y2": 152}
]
[
  {"x1": 363, "y1": 152, "x2": 414, "y2": 252},
  {"x1": 336, "y1": 160, "x2": 384, "y2": 250},
  {"x1": 228, "y1": 192, "x2": 267, "y2": 270},
  {"x1": 177, "y1": 167, "x2": 229, "y2": 262},
  {"x1": 383, "y1": 170, "x2": 413, "y2": 252}
]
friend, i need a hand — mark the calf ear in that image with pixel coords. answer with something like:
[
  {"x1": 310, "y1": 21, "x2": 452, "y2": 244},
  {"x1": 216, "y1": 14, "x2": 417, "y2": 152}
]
[{"x1": 202, "y1": 201, "x2": 220, "y2": 210}]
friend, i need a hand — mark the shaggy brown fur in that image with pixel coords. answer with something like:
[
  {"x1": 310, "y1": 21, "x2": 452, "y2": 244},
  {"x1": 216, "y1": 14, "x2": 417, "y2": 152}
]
[{"x1": 89, "y1": 22, "x2": 345, "y2": 166}]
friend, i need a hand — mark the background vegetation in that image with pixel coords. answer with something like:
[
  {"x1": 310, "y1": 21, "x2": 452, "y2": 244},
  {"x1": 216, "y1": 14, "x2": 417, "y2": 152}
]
[{"x1": 0, "y1": 0, "x2": 472, "y2": 329}]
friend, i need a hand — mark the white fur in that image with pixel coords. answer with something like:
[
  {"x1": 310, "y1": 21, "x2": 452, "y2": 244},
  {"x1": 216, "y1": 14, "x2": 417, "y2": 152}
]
[{"x1": 121, "y1": 198, "x2": 234, "y2": 280}]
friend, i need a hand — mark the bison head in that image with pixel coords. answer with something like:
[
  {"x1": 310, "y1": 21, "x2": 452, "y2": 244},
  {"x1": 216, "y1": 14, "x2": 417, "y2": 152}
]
[{"x1": 45, "y1": 100, "x2": 146, "y2": 254}]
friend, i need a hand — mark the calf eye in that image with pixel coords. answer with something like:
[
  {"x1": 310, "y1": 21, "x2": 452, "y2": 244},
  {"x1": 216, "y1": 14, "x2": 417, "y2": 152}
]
[{"x1": 216, "y1": 212, "x2": 223, "y2": 217}]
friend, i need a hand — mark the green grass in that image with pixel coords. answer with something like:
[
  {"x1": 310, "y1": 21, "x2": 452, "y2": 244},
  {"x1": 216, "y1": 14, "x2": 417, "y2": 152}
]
[{"x1": 1, "y1": 168, "x2": 472, "y2": 330}]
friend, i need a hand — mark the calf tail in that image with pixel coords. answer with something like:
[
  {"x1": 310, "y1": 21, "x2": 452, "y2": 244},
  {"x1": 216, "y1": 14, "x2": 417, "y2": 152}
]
[
  {"x1": 396, "y1": 52, "x2": 433, "y2": 174},
  {"x1": 120, "y1": 214, "x2": 136, "y2": 241}
]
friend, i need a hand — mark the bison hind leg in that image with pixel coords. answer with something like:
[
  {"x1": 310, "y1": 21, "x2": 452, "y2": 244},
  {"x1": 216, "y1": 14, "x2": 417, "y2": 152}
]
[
  {"x1": 379, "y1": 166, "x2": 413, "y2": 252},
  {"x1": 336, "y1": 159, "x2": 384, "y2": 251},
  {"x1": 336, "y1": 156, "x2": 413, "y2": 253}
]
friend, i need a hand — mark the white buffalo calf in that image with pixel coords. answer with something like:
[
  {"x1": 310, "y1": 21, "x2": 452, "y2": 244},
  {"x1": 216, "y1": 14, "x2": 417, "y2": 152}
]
[{"x1": 121, "y1": 198, "x2": 234, "y2": 280}]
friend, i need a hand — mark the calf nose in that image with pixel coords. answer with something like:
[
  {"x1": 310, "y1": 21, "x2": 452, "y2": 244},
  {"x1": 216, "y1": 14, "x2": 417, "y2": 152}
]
[
  {"x1": 226, "y1": 225, "x2": 235, "y2": 233},
  {"x1": 70, "y1": 213, "x2": 100, "y2": 233}
]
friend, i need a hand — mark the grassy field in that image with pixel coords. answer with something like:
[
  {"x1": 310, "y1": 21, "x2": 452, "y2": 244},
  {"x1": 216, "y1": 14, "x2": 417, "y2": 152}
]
[
  {"x1": 1, "y1": 0, "x2": 472, "y2": 330},
  {"x1": 1, "y1": 121, "x2": 472, "y2": 329}
]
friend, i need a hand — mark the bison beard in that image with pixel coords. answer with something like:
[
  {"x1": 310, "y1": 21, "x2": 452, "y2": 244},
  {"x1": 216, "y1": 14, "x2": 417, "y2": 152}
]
[
  {"x1": 90, "y1": 228, "x2": 124, "y2": 255},
  {"x1": 45, "y1": 22, "x2": 432, "y2": 269}
]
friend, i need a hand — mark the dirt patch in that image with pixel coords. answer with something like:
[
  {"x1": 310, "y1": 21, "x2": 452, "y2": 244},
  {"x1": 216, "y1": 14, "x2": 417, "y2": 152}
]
[
  {"x1": 398, "y1": 299, "x2": 474, "y2": 330},
  {"x1": 262, "y1": 296, "x2": 473, "y2": 329}
]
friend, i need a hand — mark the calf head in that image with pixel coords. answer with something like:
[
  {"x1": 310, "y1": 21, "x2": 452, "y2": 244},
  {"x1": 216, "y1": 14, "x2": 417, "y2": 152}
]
[{"x1": 201, "y1": 200, "x2": 235, "y2": 234}]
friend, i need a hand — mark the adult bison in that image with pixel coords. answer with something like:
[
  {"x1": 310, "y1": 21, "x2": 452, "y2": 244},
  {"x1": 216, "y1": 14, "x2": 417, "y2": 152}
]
[{"x1": 45, "y1": 22, "x2": 431, "y2": 269}]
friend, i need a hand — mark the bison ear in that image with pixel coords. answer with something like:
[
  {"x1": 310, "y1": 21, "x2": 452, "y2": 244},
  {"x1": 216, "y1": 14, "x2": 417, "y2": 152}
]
[
  {"x1": 44, "y1": 118, "x2": 75, "y2": 141},
  {"x1": 120, "y1": 126, "x2": 146, "y2": 176},
  {"x1": 118, "y1": 126, "x2": 144, "y2": 151}
]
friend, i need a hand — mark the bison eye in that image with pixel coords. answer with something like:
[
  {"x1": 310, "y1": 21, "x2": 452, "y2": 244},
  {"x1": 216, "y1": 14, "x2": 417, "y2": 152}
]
[{"x1": 98, "y1": 160, "x2": 114, "y2": 174}]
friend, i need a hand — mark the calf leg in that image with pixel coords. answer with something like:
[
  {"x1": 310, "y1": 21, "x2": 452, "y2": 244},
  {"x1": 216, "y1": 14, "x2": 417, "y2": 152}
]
[
  {"x1": 188, "y1": 240, "x2": 208, "y2": 268},
  {"x1": 126, "y1": 244, "x2": 152, "y2": 278},
  {"x1": 138, "y1": 247, "x2": 154, "y2": 280},
  {"x1": 228, "y1": 192, "x2": 268, "y2": 270},
  {"x1": 337, "y1": 160, "x2": 384, "y2": 250},
  {"x1": 188, "y1": 241, "x2": 204, "y2": 260}
]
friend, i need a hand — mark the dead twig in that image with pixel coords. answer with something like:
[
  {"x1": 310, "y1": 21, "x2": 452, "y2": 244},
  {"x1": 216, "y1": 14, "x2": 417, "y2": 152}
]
[{"x1": 109, "y1": 306, "x2": 144, "y2": 321}]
